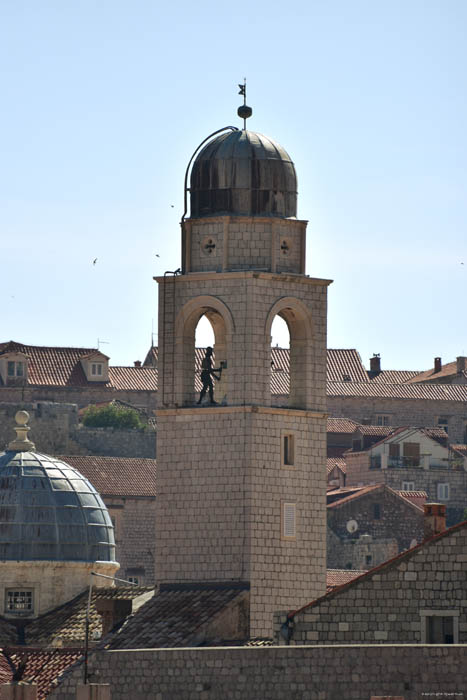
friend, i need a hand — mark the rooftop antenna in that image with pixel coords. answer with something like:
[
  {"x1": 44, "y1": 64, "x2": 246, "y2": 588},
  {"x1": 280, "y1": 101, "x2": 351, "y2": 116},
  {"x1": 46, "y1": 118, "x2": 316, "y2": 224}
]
[
  {"x1": 97, "y1": 338, "x2": 110, "y2": 351},
  {"x1": 237, "y1": 78, "x2": 252, "y2": 130}
]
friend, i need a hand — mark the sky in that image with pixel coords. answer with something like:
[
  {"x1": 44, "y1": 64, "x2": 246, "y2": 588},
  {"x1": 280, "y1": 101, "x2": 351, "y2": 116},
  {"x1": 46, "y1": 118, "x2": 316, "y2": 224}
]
[{"x1": 1, "y1": 0, "x2": 466, "y2": 371}]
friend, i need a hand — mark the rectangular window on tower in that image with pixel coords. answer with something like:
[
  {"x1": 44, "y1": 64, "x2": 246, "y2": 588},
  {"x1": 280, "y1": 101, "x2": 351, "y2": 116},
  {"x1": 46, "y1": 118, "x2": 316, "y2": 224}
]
[
  {"x1": 281, "y1": 431, "x2": 296, "y2": 468},
  {"x1": 282, "y1": 502, "x2": 296, "y2": 540}
]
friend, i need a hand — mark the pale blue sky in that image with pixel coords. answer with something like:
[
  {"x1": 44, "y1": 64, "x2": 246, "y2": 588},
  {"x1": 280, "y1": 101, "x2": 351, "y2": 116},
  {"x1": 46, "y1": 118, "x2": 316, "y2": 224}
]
[{"x1": 1, "y1": 1, "x2": 466, "y2": 371}]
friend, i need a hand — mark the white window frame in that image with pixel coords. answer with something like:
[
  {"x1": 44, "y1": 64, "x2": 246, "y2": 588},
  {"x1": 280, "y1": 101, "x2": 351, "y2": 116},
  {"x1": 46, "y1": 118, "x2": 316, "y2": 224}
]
[
  {"x1": 376, "y1": 414, "x2": 390, "y2": 426},
  {"x1": 420, "y1": 610, "x2": 459, "y2": 643},
  {"x1": 91, "y1": 362, "x2": 103, "y2": 377},
  {"x1": 437, "y1": 483, "x2": 450, "y2": 501},
  {"x1": 401, "y1": 481, "x2": 415, "y2": 491},
  {"x1": 282, "y1": 502, "x2": 296, "y2": 540},
  {"x1": 7, "y1": 361, "x2": 24, "y2": 378}
]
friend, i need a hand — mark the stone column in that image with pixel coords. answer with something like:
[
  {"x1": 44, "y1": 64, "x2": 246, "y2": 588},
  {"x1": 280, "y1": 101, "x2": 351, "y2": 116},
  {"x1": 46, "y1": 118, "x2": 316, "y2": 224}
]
[
  {"x1": 76, "y1": 685, "x2": 111, "y2": 700},
  {"x1": 1, "y1": 685, "x2": 37, "y2": 700}
]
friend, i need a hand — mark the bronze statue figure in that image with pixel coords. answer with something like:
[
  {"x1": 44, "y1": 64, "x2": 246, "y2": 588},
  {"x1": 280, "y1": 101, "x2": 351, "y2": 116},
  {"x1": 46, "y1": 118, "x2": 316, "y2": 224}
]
[{"x1": 197, "y1": 347, "x2": 222, "y2": 405}]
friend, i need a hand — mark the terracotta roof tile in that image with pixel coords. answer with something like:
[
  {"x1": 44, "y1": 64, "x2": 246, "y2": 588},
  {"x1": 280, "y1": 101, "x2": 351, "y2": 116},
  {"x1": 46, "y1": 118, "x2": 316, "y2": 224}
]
[
  {"x1": 369, "y1": 369, "x2": 421, "y2": 383},
  {"x1": 24, "y1": 587, "x2": 153, "y2": 647},
  {"x1": 106, "y1": 586, "x2": 246, "y2": 649},
  {"x1": 326, "y1": 569, "x2": 366, "y2": 591},
  {"x1": 397, "y1": 490, "x2": 427, "y2": 509},
  {"x1": 451, "y1": 444, "x2": 467, "y2": 458},
  {"x1": 326, "y1": 458, "x2": 346, "y2": 475},
  {"x1": 327, "y1": 381, "x2": 467, "y2": 401},
  {"x1": 0, "y1": 341, "x2": 157, "y2": 391},
  {"x1": 355, "y1": 425, "x2": 394, "y2": 436},
  {"x1": 58, "y1": 456, "x2": 156, "y2": 498},
  {"x1": 327, "y1": 418, "x2": 359, "y2": 434},
  {"x1": 327, "y1": 349, "x2": 369, "y2": 383},
  {"x1": 405, "y1": 360, "x2": 459, "y2": 384},
  {"x1": 327, "y1": 484, "x2": 382, "y2": 508},
  {"x1": 0, "y1": 648, "x2": 83, "y2": 700}
]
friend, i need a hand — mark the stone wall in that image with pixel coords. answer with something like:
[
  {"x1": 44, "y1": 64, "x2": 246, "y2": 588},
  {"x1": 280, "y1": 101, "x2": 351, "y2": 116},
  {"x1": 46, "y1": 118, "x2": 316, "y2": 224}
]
[
  {"x1": 106, "y1": 497, "x2": 156, "y2": 585},
  {"x1": 275, "y1": 521, "x2": 467, "y2": 646},
  {"x1": 49, "y1": 645, "x2": 467, "y2": 700},
  {"x1": 0, "y1": 403, "x2": 156, "y2": 458},
  {"x1": 328, "y1": 395, "x2": 467, "y2": 444},
  {"x1": 0, "y1": 385, "x2": 156, "y2": 412}
]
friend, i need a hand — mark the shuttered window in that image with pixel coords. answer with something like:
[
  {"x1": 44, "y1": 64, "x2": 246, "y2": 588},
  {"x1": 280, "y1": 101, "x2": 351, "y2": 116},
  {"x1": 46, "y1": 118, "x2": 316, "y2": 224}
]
[{"x1": 282, "y1": 503, "x2": 296, "y2": 539}]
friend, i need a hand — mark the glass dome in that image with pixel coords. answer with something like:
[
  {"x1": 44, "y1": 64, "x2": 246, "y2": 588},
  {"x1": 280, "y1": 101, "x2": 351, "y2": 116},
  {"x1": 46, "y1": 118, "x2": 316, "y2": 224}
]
[{"x1": 0, "y1": 450, "x2": 116, "y2": 562}]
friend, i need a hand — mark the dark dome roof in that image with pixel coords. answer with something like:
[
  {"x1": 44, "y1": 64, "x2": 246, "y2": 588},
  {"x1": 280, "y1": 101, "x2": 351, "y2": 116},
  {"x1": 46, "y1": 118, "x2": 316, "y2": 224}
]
[
  {"x1": 190, "y1": 129, "x2": 297, "y2": 219},
  {"x1": 0, "y1": 450, "x2": 116, "y2": 562}
]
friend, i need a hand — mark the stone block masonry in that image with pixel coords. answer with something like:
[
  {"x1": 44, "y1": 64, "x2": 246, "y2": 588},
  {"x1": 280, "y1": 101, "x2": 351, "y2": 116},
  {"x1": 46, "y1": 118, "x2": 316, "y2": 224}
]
[{"x1": 49, "y1": 645, "x2": 467, "y2": 700}]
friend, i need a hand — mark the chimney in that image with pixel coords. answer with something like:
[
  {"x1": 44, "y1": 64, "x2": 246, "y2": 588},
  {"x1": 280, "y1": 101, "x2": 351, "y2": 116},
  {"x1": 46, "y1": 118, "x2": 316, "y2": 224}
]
[
  {"x1": 457, "y1": 356, "x2": 467, "y2": 373},
  {"x1": 134, "y1": 360, "x2": 142, "y2": 368},
  {"x1": 369, "y1": 354, "x2": 381, "y2": 373},
  {"x1": 95, "y1": 598, "x2": 132, "y2": 637},
  {"x1": 434, "y1": 357, "x2": 442, "y2": 373},
  {"x1": 423, "y1": 503, "x2": 446, "y2": 539}
]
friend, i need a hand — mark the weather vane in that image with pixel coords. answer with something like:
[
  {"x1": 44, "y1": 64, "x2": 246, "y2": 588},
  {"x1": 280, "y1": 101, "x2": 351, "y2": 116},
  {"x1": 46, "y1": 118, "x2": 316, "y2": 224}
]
[{"x1": 237, "y1": 78, "x2": 252, "y2": 130}]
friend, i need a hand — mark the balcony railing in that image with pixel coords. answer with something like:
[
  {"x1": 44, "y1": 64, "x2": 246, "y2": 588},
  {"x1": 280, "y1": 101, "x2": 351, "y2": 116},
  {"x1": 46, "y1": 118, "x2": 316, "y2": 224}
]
[{"x1": 370, "y1": 455, "x2": 465, "y2": 471}]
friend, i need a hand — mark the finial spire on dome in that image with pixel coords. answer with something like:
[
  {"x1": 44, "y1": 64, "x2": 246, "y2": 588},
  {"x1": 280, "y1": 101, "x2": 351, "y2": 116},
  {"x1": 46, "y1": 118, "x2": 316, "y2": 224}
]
[
  {"x1": 237, "y1": 78, "x2": 252, "y2": 130},
  {"x1": 7, "y1": 410, "x2": 36, "y2": 452}
]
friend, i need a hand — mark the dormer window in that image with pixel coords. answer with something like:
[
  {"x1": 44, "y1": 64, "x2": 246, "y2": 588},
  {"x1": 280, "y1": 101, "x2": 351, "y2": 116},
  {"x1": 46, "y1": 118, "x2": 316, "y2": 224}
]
[
  {"x1": 91, "y1": 363, "x2": 103, "y2": 377},
  {"x1": 80, "y1": 352, "x2": 109, "y2": 382},
  {"x1": 7, "y1": 360, "x2": 24, "y2": 377}
]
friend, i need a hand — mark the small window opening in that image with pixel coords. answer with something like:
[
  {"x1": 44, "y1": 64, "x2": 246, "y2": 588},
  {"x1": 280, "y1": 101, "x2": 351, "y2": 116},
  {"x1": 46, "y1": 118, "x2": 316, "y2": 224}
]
[
  {"x1": 283, "y1": 434, "x2": 295, "y2": 466},
  {"x1": 373, "y1": 503, "x2": 381, "y2": 520},
  {"x1": 427, "y1": 615, "x2": 454, "y2": 644},
  {"x1": 6, "y1": 589, "x2": 33, "y2": 615},
  {"x1": 91, "y1": 363, "x2": 103, "y2": 376},
  {"x1": 365, "y1": 554, "x2": 372, "y2": 567}
]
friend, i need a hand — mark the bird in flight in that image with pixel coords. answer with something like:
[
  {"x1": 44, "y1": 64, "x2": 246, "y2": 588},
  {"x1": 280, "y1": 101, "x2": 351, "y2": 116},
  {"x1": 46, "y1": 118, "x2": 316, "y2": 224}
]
[
  {"x1": 155, "y1": 254, "x2": 160, "y2": 258},
  {"x1": 92, "y1": 258, "x2": 98, "y2": 265}
]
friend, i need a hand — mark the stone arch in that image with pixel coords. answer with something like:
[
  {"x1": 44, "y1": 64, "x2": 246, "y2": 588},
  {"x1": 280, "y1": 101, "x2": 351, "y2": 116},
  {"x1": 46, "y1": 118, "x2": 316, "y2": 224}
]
[
  {"x1": 174, "y1": 296, "x2": 235, "y2": 406},
  {"x1": 265, "y1": 296, "x2": 313, "y2": 408}
]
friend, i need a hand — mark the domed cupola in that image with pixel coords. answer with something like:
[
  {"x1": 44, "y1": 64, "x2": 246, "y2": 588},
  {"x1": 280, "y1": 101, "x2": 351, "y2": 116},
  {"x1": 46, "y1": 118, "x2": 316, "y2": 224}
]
[
  {"x1": 0, "y1": 411, "x2": 119, "y2": 618},
  {"x1": 189, "y1": 129, "x2": 297, "y2": 219},
  {"x1": 182, "y1": 95, "x2": 306, "y2": 276}
]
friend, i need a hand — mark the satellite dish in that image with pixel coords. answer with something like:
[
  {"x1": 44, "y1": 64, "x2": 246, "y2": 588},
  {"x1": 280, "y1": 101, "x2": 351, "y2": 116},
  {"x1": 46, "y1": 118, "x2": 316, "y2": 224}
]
[{"x1": 346, "y1": 519, "x2": 358, "y2": 534}]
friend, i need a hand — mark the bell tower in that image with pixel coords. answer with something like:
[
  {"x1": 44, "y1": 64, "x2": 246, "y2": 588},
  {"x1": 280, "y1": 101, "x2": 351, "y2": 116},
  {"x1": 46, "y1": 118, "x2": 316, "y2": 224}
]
[{"x1": 155, "y1": 96, "x2": 330, "y2": 637}]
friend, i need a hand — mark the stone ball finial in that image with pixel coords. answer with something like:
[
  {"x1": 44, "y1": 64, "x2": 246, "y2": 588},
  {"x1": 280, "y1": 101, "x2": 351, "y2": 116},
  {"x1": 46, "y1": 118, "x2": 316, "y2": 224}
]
[
  {"x1": 15, "y1": 410, "x2": 29, "y2": 426},
  {"x1": 7, "y1": 410, "x2": 35, "y2": 452}
]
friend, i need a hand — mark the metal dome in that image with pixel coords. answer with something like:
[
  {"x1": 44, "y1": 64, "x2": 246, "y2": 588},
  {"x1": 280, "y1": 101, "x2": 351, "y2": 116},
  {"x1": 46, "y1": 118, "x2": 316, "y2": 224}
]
[
  {"x1": 190, "y1": 129, "x2": 297, "y2": 219},
  {"x1": 0, "y1": 450, "x2": 116, "y2": 562}
]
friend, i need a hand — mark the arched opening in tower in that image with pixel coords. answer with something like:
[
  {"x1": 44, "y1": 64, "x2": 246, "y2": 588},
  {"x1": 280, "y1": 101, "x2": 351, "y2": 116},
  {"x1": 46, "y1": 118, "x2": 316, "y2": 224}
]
[
  {"x1": 270, "y1": 316, "x2": 290, "y2": 406},
  {"x1": 194, "y1": 314, "x2": 227, "y2": 405}
]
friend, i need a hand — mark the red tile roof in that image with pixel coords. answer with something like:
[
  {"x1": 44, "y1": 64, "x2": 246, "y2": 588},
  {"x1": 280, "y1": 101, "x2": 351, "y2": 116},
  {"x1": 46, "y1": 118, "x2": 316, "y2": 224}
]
[
  {"x1": 369, "y1": 369, "x2": 421, "y2": 383},
  {"x1": 58, "y1": 456, "x2": 156, "y2": 498},
  {"x1": 0, "y1": 341, "x2": 157, "y2": 391},
  {"x1": 405, "y1": 360, "x2": 460, "y2": 384},
  {"x1": 326, "y1": 458, "x2": 347, "y2": 475},
  {"x1": 355, "y1": 425, "x2": 394, "y2": 436},
  {"x1": 452, "y1": 444, "x2": 467, "y2": 458},
  {"x1": 327, "y1": 349, "x2": 369, "y2": 383},
  {"x1": 397, "y1": 490, "x2": 427, "y2": 509},
  {"x1": 326, "y1": 569, "x2": 366, "y2": 591},
  {"x1": 327, "y1": 418, "x2": 359, "y2": 434},
  {"x1": 327, "y1": 484, "x2": 382, "y2": 508},
  {"x1": 0, "y1": 648, "x2": 83, "y2": 700},
  {"x1": 327, "y1": 381, "x2": 467, "y2": 401}
]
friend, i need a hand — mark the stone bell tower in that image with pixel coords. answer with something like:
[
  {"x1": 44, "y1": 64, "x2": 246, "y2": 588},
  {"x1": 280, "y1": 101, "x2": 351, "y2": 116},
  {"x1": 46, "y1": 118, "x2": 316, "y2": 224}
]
[{"x1": 155, "y1": 97, "x2": 330, "y2": 637}]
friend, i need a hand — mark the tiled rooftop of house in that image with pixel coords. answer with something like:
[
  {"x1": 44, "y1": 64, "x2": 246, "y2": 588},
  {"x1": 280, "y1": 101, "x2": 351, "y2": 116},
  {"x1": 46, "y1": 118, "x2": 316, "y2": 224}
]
[
  {"x1": 105, "y1": 586, "x2": 247, "y2": 649},
  {"x1": 397, "y1": 490, "x2": 428, "y2": 509},
  {"x1": 58, "y1": 455, "x2": 156, "y2": 498},
  {"x1": 327, "y1": 418, "x2": 359, "y2": 433},
  {"x1": 405, "y1": 359, "x2": 466, "y2": 384},
  {"x1": 326, "y1": 569, "x2": 366, "y2": 591},
  {"x1": 355, "y1": 425, "x2": 394, "y2": 436},
  {"x1": 326, "y1": 457, "x2": 346, "y2": 475},
  {"x1": 0, "y1": 587, "x2": 153, "y2": 648},
  {"x1": 452, "y1": 444, "x2": 467, "y2": 458},
  {"x1": 326, "y1": 381, "x2": 467, "y2": 401},
  {"x1": 368, "y1": 369, "x2": 421, "y2": 383},
  {"x1": 0, "y1": 648, "x2": 83, "y2": 700},
  {"x1": 0, "y1": 341, "x2": 157, "y2": 391}
]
